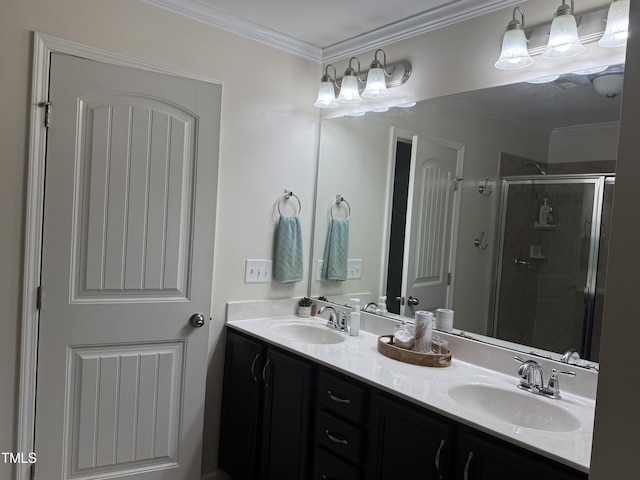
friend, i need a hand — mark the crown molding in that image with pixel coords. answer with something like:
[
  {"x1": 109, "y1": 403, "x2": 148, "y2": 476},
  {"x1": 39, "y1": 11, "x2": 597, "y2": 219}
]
[
  {"x1": 551, "y1": 121, "x2": 620, "y2": 136},
  {"x1": 143, "y1": 0, "x2": 323, "y2": 62},
  {"x1": 143, "y1": 0, "x2": 523, "y2": 63},
  {"x1": 323, "y1": 0, "x2": 523, "y2": 62}
]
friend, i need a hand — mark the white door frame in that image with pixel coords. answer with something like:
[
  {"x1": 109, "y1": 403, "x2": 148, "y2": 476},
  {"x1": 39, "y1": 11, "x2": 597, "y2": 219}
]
[{"x1": 18, "y1": 32, "x2": 222, "y2": 480}]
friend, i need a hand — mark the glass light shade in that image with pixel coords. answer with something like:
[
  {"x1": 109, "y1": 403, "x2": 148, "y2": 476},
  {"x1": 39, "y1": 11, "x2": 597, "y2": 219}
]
[
  {"x1": 361, "y1": 67, "x2": 390, "y2": 98},
  {"x1": 598, "y1": 0, "x2": 630, "y2": 48},
  {"x1": 526, "y1": 75, "x2": 560, "y2": 84},
  {"x1": 337, "y1": 75, "x2": 362, "y2": 104},
  {"x1": 543, "y1": 14, "x2": 585, "y2": 59},
  {"x1": 313, "y1": 80, "x2": 339, "y2": 108},
  {"x1": 495, "y1": 28, "x2": 534, "y2": 69},
  {"x1": 592, "y1": 73, "x2": 624, "y2": 98}
]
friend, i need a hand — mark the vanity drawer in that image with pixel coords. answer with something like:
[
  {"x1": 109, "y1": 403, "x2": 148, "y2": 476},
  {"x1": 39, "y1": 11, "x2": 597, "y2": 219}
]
[
  {"x1": 312, "y1": 446, "x2": 360, "y2": 480},
  {"x1": 315, "y1": 410, "x2": 362, "y2": 464},
  {"x1": 317, "y1": 369, "x2": 365, "y2": 422}
]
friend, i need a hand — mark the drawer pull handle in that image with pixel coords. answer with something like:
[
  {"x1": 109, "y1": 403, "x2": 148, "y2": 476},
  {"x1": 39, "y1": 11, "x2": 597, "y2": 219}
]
[
  {"x1": 327, "y1": 390, "x2": 351, "y2": 404},
  {"x1": 435, "y1": 439, "x2": 445, "y2": 479},
  {"x1": 262, "y1": 358, "x2": 271, "y2": 387},
  {"x1": 325, "y1": 430, "x2": 348, "y2": 445},
  {"x1": 250, "y1": 353, "x2": 260, "y2": 381},
  {"x1": 464, "y1": 451, "x2": 474, "y2": 480}
]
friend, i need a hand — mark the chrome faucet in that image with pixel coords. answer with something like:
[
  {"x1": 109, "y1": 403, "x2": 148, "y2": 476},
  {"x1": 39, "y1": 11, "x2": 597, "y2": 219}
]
[
  {"x1": 318, "y1": 306, "x2": 340, "y2": 330},
  {"x1": 560, "y1": 348, "x2": 581, "y2": 364},
  {"x1": 363, "y1": 302, "x2": 378, "y2": 313},
  {"x1": 513, "y1": 355, "x2": 576, "y2": 399}
]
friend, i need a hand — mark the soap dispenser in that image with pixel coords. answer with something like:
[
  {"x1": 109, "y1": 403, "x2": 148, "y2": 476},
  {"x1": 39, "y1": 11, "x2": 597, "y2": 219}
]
[
  {"x1": 350, "y1": 298, "x2": 360, "y2": 336},
  {"x1": 377, "y1": 296, "x2": 388, "y2": 314},
  {"x1": 539, "y1": 198, "x2": 551, "y2": 225}
]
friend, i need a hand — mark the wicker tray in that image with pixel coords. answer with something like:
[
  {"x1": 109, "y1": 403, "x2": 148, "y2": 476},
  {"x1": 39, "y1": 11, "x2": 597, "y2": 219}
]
[{"x1": 377, "y1": 335, "x2": 451, "y2": 367}]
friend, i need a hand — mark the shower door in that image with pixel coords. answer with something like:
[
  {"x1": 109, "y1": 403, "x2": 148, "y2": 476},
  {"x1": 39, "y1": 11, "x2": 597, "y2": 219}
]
[{"x1": 492, "y1": 175, "x2": 611, "y2": 360}]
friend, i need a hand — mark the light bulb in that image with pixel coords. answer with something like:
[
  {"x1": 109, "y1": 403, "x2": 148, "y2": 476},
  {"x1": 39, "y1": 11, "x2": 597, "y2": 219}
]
[
  {"x1": 362, "y1": 67, "x2": 389, "y2": 98},
  {"x1": 313, "y1": 80, "x2": 338, "y2": 108},
  {"x1": 598, "y1": 0, "x2": 630, "y2": 48},
  {"x1": 337, "y1": 74, "x2": 362, "y2": 104}
]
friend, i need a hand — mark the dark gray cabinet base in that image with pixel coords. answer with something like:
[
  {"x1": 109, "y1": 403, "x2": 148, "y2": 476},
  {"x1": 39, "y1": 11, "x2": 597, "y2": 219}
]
[{"x1": 219, "y1": 328, "x2": 587, "y2": 480}]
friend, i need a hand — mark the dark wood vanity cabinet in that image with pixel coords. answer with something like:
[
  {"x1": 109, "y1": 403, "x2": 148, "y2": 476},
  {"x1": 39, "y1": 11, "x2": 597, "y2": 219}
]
[
  {"x1": 219, "y1": 329, "x2": 588, "y2": 480},
  {"x1": 455, "y1": 429, "x2": 588, "y2": 480},
  {"x1": 219, "y1": 330, "x2": 314, "y2": 480},
  {"x1": 312, "y1": 369, "x2": 368, "y2": 480},
  {"x1": 368, "y1": 391, "x2": 454, "y2": 480}
]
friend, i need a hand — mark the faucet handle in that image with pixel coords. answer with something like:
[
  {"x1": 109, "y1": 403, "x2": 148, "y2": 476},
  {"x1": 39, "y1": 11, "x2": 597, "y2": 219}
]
[{"x1": 545, "y1": 368, "x2": 576, "y2": 399}]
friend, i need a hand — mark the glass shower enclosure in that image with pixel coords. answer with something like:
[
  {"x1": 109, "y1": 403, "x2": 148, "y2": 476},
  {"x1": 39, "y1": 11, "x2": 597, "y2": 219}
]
[{"x1": 491, "y1": 174, "x2": 614, "y2": 362}]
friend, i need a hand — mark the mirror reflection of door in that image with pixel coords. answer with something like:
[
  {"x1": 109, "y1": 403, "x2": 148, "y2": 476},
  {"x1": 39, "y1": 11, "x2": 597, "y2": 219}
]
[{"x1": 386, "y1": 134, "x2": 463, "y2": 317}]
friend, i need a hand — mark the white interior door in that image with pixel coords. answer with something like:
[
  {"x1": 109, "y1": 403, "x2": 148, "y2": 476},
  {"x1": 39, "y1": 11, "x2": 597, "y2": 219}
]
[
  {"x1": 34, "y1": 53, "x2": 221, "y2": 480},
  {"x1": 401, "y1": 135, "x2": 461, "y2": 316}
]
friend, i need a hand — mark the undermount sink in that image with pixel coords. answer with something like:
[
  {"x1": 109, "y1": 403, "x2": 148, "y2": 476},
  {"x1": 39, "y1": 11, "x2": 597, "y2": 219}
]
[
  {"x1": 269, "y1": 322, "x2": 346, "y2": 344},
  {"x1": 447, "y1": 383, "x2": 581, "y2": 433}
]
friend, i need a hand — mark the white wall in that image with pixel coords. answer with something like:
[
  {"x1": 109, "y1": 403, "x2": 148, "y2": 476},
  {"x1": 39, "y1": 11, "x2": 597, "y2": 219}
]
[
  {"x1": 548, "y1": 124, "x2": 620, "y2": 164},
  {"x1": 0, "y1": 0, "x2": 319, "y2": 477},
  {"x1": 311, "y1": 119, "x2": 393, "y2": 302}
]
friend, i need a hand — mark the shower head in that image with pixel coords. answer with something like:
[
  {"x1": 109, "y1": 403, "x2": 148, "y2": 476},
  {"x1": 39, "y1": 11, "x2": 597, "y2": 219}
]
[{"x1": 525, "y1": 161, "x2": 547, "y2": 175}]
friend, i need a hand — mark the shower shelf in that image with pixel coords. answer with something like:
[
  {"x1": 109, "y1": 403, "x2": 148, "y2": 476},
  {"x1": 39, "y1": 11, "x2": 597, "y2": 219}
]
[{"x1": 534, "y1": 222, "x2": 559, "y2": 230}]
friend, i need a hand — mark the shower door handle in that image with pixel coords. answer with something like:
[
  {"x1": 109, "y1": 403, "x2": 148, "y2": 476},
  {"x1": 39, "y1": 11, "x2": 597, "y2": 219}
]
[{"x1": 514, "y1": 255, "x2": 530, "y2": 272}]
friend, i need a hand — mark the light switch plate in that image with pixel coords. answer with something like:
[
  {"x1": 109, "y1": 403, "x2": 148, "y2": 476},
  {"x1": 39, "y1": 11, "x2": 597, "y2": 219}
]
[
  {"x1": 315, "y1": 259, "x2": 362, "y2": 280},
  {"x1": 245, "y1": 259, "x2": 273, "y2": 283},
  {"x1": 347, "y1": 259, "x2": 362, "y2": 279}
]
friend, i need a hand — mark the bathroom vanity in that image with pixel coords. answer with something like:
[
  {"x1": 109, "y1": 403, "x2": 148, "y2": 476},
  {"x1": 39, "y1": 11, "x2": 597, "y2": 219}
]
[{"x1": 218, "y1": 310, "x2": 594, "y2": 480}]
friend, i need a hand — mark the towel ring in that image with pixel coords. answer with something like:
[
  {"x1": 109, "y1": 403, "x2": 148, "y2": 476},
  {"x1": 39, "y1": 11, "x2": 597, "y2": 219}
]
[
  {"x1": 278, "y1": 189, "x2": 301, "y2": 216},
  {"x1": 330, "y1": 195, "x2": 351, "y2": 220}
]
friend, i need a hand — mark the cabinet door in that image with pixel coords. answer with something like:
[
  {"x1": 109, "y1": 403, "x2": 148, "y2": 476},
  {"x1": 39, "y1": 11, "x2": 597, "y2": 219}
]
[
  {"x1": 459, "y1": 432, "x2": 588, "y2": 480},
  {"x1": 368, "y1": 392, "x2": 453, "y2": 480},
  {"x1": 218, "y1": 330, "x2": 264, "y2": 480},
  {"x1": 261, "y1": 346, "x2": 314, "y2": 480}
]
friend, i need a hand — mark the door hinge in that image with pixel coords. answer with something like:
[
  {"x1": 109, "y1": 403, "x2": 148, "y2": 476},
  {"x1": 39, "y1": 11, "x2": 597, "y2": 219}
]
[
  {"x1": 36, "y1": 286, "x2": 42, "y2": 310},
  {"x1": 31, "y1": 463, "x2": 36, "y2": 480},
  {"x1": 39, "y1": 101, "x2": 51, "y2": 128},
  {"x1": 454, "y1": 177, "x2": 463, "y2": 191},
  {"x1": 447, "y1": 272, "x2": 452, "y2": 286}
]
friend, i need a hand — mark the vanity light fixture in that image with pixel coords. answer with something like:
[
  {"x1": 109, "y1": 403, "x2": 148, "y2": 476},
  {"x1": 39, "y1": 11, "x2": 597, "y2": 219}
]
[
  {"x1": 598, "y1": 0, "x2": 630, "y2": 48},
  {"x1": 543, "y1": 0, "x2": 585, "y2": 59},
  {"x1": 495, "y1": 7, "x2": 534, "y2": 70},
  {"x1": 314, "y1": 65, "x2": 339, "y2": 108},
  {"x1": 362, "y1": 49, "x2": 392, "y2": 98},
  {"x1": 336, "y1": 57, "x2": 363, "y2": 104},
  {"x1": 313, "y1": 49, "x2": 411, "y2": 109}
]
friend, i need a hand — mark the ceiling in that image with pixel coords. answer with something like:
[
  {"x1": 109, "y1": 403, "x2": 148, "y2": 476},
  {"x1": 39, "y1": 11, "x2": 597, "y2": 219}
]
[
  {"x1": 440, "y1": 69, "x2": 624, "y2": 133},
  {"x1": 143, "y1": 0, "x2": 522, "y2": 62}
]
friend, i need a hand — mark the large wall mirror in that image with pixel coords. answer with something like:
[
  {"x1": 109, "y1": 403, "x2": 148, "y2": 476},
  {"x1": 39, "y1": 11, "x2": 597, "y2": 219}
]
[{"x1": 310, "y1": 64, "x2": 624, "y2": 365}]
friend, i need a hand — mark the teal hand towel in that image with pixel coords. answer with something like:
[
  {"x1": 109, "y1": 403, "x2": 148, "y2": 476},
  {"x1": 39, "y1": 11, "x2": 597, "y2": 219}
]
[
  {"x1": 322, "y1": 218, "x2": 349, "y2": 281},
  {"x1": 274, "y1": 215, "x2": 303, "y2": 283}
]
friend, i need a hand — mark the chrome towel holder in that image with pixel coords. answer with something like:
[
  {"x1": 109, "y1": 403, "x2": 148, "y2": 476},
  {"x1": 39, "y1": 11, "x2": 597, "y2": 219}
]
[
  {"x1": 278, "y1": 189, "x2": 301, "y2": 216},
  {"x1": 330, "y1": 194, "x2": 351, "y2": 220}
]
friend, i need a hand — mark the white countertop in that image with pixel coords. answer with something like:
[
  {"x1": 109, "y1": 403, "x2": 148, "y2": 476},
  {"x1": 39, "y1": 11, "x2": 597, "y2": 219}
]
[{"x1": 226, "y1": 314, "x2": 595, "y2": 473}]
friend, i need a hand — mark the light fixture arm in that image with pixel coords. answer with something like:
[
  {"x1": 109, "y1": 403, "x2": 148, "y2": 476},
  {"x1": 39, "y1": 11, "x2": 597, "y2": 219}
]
[
  {"x1": 344, "y1": 56, "x2": 367, "y2": 84},
  {"x1": 506, "y1": 7, "x2": 526, "y2": 31},
  {"x1": 556, "y1": 0, "x2": 575, "y2": 17},
  {"x1": 321, "y1": 64, "x2": 338, "y2": 86}
]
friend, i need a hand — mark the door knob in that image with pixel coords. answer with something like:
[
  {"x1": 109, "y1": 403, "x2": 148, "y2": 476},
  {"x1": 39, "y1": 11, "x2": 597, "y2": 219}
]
[
  {"x1": 190, "y1": 313, "x2": 206, "y2": 328},
  {"x1": 408, "y1": 296, "x2": 420, "y2": 306}
]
